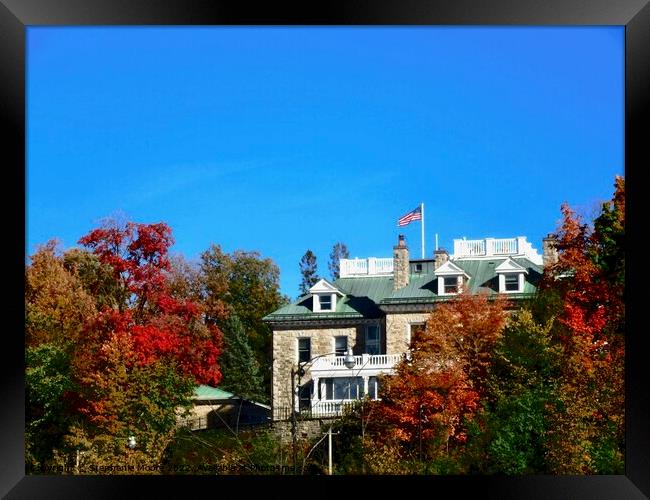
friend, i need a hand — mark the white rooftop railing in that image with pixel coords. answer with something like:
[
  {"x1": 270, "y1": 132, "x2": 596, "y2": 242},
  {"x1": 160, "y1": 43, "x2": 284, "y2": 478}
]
[
  {"x1": 339, "y1": 257, "x2": 394, "y2": 277},
  {"x1": 451, "y1": 236, "x2": 543, "y2": 265}
]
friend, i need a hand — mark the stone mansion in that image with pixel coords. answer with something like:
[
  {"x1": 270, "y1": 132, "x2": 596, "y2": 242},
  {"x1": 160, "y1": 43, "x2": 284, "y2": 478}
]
[{"x1": 263, "y1": 235, "x2": 558, "y2": 420}]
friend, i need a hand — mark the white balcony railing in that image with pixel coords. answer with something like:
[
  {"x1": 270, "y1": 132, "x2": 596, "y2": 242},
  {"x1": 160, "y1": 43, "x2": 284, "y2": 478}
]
[
  {"x1": 310, "y1": 353, "x2": 403, "y2": 373},
  {"x1": 451, "y1": 236, "x2": 543, "y2": 265},
  {"x1": 339, "y1": 257, "x2": 394, "y2": 278}
]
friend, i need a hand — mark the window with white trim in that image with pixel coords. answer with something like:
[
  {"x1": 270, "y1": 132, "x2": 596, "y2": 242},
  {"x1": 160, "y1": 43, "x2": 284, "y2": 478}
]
[
  {"x1": 438, "y1": 276, "x2": 463, "y2": 295},
  {"x1": 504, "y1": 273, "x2": 519, "y2": 292},
  {"x1": 322, "y1": 377, "x2": 364, "y2": 400},
  {"x1": 408, "y1": 323, "x2": 426, "y2": 347},
  {"x1": 368, "y1": 376, "x2": 380, "y2": 400},
  {"x1": 319, "y1": 294, "x2": 332, "y2": 310},
  {"x1": 498, "y1": 272, "x2": 525, "y2": 293}
]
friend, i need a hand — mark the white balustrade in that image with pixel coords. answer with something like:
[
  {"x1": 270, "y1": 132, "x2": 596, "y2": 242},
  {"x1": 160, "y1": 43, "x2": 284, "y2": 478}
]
[
  {"x1": 339, "y1": 257, "x2": 393, "y2": 277},
  {"x1": 452, "y1": 236, "x2": 541, "y2": 264},
  {"x1": 490, "y1": 238, "x2": 518, "y2": 255},
  {"x1": 310, "y1": 353, "x2": 403, "y2": 372}
]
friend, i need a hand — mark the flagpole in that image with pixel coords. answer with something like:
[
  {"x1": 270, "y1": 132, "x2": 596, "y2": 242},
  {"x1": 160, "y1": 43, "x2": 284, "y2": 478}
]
[{"x1": 421, "y1": 202, "x2": 425, "y2": 259}]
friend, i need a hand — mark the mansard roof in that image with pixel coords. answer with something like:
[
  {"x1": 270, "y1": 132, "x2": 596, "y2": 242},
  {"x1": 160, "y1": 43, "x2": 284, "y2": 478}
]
[{"x1": 263, "y1": 257, "x2": 542, "y2": 324}]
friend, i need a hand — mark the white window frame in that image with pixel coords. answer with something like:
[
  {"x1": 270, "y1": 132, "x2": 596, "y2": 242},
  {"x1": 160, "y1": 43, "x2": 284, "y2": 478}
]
[
  {"x1": 334, "y1": 335, "x2": 348, "y2": 356},
  {"x1": 498, "y1": 272, "x2": 525, "y2": 293},
  {"x1": 368, "y1": 376, "x2": 380, "y2": 400},
  {"x1": 322, "y1": 377, "x2": 364, "y2": 401},
  {"x1": 438, "y1": 275, "x2": 463, "y2": 296},
  {"x1": 407, "y1": 322, "x2": 426, "y2": 347},
  {"x1": 314, "y1": 293, "x2": 336, "y2": 312}
]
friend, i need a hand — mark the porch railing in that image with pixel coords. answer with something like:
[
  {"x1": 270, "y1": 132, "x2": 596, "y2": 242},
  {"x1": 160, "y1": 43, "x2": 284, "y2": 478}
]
[{"x1": 310, "y1": 353, "x2": 403, "y2": 373}]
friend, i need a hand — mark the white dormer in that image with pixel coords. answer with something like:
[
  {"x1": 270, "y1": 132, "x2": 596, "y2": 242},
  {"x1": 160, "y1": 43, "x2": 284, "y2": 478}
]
[
  {"x1": 494, "y1": 258, "x2": 528, "y2": 293},
  {"x1": 434, "y1": 261, "x2": 471, "y2": 296},
  {"x1": 309, "y1": 279, "x2": 345, "y2": 312}
]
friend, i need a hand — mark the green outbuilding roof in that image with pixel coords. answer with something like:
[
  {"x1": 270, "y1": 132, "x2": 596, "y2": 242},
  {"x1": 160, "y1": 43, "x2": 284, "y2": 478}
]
[
  {"x1": 193, "y1": 385, "x2": 238, "y2": 400},
  {"x1": 263, "y1": 258, "x2": 542, "y2": 322}
]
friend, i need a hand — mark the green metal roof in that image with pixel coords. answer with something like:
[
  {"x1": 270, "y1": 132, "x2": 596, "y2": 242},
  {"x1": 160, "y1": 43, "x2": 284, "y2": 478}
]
[
  {"x1": 263, "y1": 276, "x2": 395, "y2": 321},
  {"x1": 383, "y1": 258, "x2": 541, "y2": 304},
  {"x1": 193, "y1": 385, "x2": 238, "y2": 400},
  {"x1": 263, "y1": 258, "x2": 542, "y2": 321}
]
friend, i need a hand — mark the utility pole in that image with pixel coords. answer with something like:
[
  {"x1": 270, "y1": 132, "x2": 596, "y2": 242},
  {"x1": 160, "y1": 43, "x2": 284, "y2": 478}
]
[{"x1": 328, "y1": 425, "x2": 333, "y2": 475}]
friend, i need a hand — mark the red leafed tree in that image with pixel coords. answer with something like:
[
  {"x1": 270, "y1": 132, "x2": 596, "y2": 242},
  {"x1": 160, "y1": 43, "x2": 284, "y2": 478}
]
[
  {"x1": 54, "y1": 219, "x2": 224, "y2": 469},
  {"x1": 369, "y1": 291, "x2": 507, "y2": 465},
  {"x1": 76, "y1": 219, "x2": 222, "y2": 387},
  {"x1": 541, "y1": 176, "x2": 625, "y2": 474}
]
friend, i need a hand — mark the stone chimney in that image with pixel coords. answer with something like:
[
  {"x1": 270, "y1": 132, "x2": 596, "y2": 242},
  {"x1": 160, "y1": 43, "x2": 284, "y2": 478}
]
[
  {"x1": 393, "y1": 234, "x2": 410, "y2": 290},
  {"x1": 542, "y1": 234, "x2": 558, "y2": 267},
  {"x1": 434, "y1": 248, "x2": 449, "y2": 270}
]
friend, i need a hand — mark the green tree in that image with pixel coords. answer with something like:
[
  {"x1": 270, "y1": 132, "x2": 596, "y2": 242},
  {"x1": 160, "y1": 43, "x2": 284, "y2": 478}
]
[
  {"x1": 475, "y1": 310, "x2": 561, "y2": 474},
  {"x1": 25, "y1": 343, "x2": 75, "y2": 471},
  {"x1": 328, "y1": 242, "x2": 349, "y2": 281},
  {"x1": 200, "y1": 244, "x2": 287, "y2": 396},
  {"x1": 218, "y1": 314, "x2": 265, "y2": 402},
  {"x1": 299, "y1": 250, "x2": 319, "y2": 296}
]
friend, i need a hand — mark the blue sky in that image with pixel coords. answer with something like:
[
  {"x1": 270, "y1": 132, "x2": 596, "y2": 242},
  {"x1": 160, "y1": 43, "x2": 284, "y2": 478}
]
[{"x1": 27, "y1": 27, "x2": 623, "y2": 299}]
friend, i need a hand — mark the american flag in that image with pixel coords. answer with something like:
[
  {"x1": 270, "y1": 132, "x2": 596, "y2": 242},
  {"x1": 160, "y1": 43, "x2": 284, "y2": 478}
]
[{"x1": 397, "y1": 206, "x2": 422, "y2": 226}]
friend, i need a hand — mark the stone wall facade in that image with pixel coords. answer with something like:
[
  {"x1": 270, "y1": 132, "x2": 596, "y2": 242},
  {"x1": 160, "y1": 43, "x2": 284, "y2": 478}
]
[
  {"x1": 385, "y1": 312, "x2": 431, "y2": 354},
  {"x1": 273, "y1": 324, "x2": 380, "y2": 413},
  {"x1": 272, "y1": 419, "x2": 332, "y2": 446}
]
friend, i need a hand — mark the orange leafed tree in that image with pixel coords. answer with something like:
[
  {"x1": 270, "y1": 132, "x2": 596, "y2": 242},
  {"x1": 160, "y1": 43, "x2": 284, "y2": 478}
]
[
  {"x1": 541, "y1": 176, "x2": 625, "y2": 474},
  {"x1": 369, "y1": 291, "x2": 507, "y2": 466}
]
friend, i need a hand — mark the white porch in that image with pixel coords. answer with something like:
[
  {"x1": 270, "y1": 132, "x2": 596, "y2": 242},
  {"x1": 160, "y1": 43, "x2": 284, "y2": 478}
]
[{"x1": 301, "y1": 353, "x2": 403, "y2": 416}]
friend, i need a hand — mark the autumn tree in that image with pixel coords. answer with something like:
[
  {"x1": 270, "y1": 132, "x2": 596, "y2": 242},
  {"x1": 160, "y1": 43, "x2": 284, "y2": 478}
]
[
  {"x1": 299, "y1": 250, "x2": 319, "y2": 296},
  {"x1": 25, "y1": 219, "x2": 224, "y2": 472},
  {"x1": 369, "y1": 291, "x2": 507, "y2": 471},
  {"x1": 25, "y1": 241, "x2": 97, "y2": 469},
  {"x1": 328, "y1": 242, "x2": 349, "y2": 281},
  {"x1": 166, "y1": 254, "x2": 205, "y2": 305},
  {"x1": 540, "y1": 176, "x2": 625, "y2": 474},
  {"x1": 25, "y1": 241, "x2": 97, "y2": 348}
]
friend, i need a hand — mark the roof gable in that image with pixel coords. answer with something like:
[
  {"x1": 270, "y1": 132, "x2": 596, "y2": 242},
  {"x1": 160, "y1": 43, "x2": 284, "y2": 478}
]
[
  {"x1": 309, "y1": 278, "x2": 345, "y2": 296},
  {"x1": 494, "y1": 258, "x2": 528, "y2": 274},
  {"x1": 434, "y1": 260, "x2": 471, "y2": 278}
]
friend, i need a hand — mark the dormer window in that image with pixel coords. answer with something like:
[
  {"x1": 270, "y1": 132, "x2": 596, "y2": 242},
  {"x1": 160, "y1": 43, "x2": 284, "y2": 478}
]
[
  {"x1": 308, "y1": 279, "x2": 345, "y2": 313},
  {"x1": 444, "y1": 276, "x2": 460, "y2": 294},
  {"x1": 504, "y1": 273, "x2": 519, "y2": 292},
  {"x1": 495, "y1": 258, "x2": 528, "y2": 294},
  {"x1": 434, "y1": 261, "x2": 471, "y2": 296},
  {"x1": 318, "y1": 294, "x2": 332, "y2": 311}
]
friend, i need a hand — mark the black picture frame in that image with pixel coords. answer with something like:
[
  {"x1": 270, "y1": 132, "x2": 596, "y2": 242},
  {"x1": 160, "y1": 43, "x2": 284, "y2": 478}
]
[{"x1": 3, "y1": 1, "x2": 648, "y2": 498}]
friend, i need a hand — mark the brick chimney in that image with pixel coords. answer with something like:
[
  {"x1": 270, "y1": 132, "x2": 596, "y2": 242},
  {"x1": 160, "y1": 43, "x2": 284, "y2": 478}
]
[
  {"x1": 542, "y1": 234, "x2": 558, "y2": 267},
  {"x1": 434, "y1": 248, "x2": 449, "y2": 270},
  {"x1": 393, "y1": 234, "x2": 410, "y2": 290}
]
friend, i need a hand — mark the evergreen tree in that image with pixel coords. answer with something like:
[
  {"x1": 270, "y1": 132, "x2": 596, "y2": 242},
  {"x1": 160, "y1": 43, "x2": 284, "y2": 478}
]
[
  {"x1": 218, "y1": 314, "x2": 265, "y2": 402},
  {"x1": 299, "y1": 250, "x2": 319, "y2": 296},
  {"x1": 328, "y1": 242, "x2": 349, "y2": 281}
]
